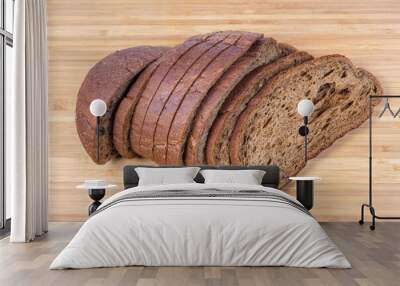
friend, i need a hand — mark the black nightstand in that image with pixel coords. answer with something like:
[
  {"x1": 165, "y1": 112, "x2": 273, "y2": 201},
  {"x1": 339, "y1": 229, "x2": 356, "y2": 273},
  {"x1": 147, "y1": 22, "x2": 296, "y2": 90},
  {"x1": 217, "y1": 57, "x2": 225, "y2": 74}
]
[
  {"x1": 289, "y1": 177, "x2": 321, "y2": 210},
  {"x1": 76, "y1": 183, "x2": 117, "y2": 215}
]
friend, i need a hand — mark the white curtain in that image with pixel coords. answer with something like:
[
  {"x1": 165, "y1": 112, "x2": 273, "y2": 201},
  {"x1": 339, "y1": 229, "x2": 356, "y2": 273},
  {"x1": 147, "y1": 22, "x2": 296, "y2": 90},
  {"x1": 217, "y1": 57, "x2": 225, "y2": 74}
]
[{"x1": 8, "y1": 0, "x2": 48, "y2": 242}]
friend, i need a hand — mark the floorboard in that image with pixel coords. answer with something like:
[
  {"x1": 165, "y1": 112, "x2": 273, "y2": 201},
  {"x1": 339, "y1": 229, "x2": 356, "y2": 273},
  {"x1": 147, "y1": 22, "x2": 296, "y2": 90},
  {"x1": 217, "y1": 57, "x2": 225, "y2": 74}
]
[{"x1": 0, "y1": 222, "x2": 399, "y2": 286}]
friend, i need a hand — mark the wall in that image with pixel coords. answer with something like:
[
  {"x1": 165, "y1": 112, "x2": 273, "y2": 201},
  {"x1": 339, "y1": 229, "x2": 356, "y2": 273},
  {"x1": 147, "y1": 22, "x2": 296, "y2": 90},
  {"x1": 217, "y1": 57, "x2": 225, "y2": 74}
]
[{"x1": 47, "y1": 0, "x2": 400, "y2": 221}]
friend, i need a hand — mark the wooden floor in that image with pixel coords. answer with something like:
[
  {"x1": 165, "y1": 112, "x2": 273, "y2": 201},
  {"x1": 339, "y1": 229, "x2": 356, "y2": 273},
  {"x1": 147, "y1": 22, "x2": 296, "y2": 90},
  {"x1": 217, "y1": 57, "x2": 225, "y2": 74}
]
[{"x1": 0, "y1": 222, "x2": 399, "y2": 286}]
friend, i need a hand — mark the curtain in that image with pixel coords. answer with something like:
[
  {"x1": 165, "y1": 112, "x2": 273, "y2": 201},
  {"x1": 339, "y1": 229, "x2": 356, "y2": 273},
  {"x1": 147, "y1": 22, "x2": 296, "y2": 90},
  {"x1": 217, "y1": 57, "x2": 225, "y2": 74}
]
[{"x1": 8, "y1": 0, "x2": 48, "y2": 242}]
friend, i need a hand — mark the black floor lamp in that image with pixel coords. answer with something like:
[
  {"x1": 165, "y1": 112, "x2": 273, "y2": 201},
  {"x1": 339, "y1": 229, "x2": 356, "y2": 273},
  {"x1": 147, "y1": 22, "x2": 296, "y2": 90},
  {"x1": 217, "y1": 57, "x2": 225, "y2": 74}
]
[{"x1": 297, "y1": 99, "x2": 315, "y2": 162}]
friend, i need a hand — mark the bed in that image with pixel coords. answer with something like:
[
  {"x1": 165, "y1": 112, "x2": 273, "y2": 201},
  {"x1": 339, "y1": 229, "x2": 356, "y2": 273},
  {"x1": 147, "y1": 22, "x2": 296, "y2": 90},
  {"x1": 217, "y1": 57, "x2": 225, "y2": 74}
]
[{"x1": 50, "y1": 165, "x2": 350, "y2": 269}]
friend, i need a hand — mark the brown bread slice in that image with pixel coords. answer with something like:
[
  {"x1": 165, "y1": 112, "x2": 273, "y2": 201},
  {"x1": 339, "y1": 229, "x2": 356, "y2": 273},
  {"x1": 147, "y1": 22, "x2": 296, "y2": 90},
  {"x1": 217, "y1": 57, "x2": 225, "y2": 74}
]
[
  {"x1": 184, "y1": 39, "x2": 294, "y2": 165},
  {"x1": 230, "y1": 55, "x2": 382, "y2": 185},
  {"x1": 113, "y1": 61, "x2": 160, "y2": 158},
  {"x1": 152, "y1": 31, "x2": 263, "y2": 164},
  {"x1": 135, "y1": 31, "x2": 237, "y2": 159},
  {"x1": 75, "y1": 46, "x2": 168, "y2": 164},
  {"x1": 129, "y1": 33, "x2": 214, "y2": 157},
  {"x1": 206, "y1": 51, "x2": 313, "y2": 165}
]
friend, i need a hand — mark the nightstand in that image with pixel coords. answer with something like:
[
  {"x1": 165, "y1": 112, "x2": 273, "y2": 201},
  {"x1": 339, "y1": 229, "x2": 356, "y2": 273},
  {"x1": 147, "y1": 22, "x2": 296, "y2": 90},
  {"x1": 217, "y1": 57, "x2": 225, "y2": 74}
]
[
  {"x1": 289, "y1": 177, "x2": 321, "y2": 210},
  {"x1": 76, "y1": 181, "x2": 117, "y2": 215}
]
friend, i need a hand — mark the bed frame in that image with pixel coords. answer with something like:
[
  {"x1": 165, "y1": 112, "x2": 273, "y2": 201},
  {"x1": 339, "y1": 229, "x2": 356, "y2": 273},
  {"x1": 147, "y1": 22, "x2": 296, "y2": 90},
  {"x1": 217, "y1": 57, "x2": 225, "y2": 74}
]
[{"x1": 123, "y1": 165, "x2": 280, "y2": 189}]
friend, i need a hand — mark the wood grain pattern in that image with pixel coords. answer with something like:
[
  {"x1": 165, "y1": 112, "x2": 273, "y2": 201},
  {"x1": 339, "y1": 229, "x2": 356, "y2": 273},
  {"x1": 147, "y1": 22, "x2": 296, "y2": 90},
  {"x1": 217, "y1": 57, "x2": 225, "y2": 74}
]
[
  {"x1": 1, "y1": 222, "x2": 400, "y2": 285},
  {"x1": 47, "y1": 0, "x2": 400, "y2": 221}
]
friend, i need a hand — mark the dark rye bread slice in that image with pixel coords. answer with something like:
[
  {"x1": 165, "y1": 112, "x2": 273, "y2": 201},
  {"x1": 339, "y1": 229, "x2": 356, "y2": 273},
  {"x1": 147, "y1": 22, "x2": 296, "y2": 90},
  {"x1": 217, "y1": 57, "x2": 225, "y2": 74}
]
[
  {"x1": 75, "y1": 46, "x2": 168, "y2": 164},
  {"x1": 151, "y1": 31, "x2": 263, "y2": 164},
  {"x1": 184, "y1": 40, "x2": 294, "y2": 165},
  {"x1": 206, "y1": 51, "x2": 313, "y2": 165},
  {"x1": 130, "y1": 32, "x2": 217, "y2": 157},
  {"x1": 134, "y1": 31, "x2": 236, "y2": 159},
  {"x1": 230, "y1": 55, "x2": 382, "y2": 185},
  {"x1": 113, "y1": 61, "x2": 160, "y2": 158}
]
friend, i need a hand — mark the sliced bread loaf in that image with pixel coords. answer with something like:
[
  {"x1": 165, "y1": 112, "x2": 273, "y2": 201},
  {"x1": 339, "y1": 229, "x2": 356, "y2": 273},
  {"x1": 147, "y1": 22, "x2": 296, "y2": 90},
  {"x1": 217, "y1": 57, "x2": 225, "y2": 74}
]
[
  {"x1": 206, "y1": 51, "x2": 313, "y2": 165},
  {"x1": 184, "y1": 41, "x2": 298, "y2": 165},
  {"x1": 75, "y1": 46, "x2": 168, "y2": 164},
  {"x1": 133, "y1": 31, "x2": 241, "y2": 159},
  {"x1": 230, "y1": 55, "x2": 382, "y2": 185},
  {"x1": 149, "y1": 31, "x2": 263, "y2": 164}
]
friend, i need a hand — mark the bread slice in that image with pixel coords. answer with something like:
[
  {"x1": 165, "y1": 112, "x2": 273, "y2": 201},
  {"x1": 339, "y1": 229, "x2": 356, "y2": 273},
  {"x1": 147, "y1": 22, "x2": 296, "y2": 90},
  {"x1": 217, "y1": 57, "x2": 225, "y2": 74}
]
[
  {"x1": 130, "y1": 32, "x2": 224, "y2": 158},
  {"x1": 133, "y1": 31, "x2": 243, "y2": 159},
  {"x1": 206, "y1": 51, "x2": 313, "y2": 165},
  {"x1": 75, "y1": 46, "x2": 168, "y2": 164},
  {"x1": 230, "y1": 55, "x2": 382, "y2": 185},
  {"x1": 113, "y1": 61, "x2": 160, "y2": 158},
  {"x1": 149, "y1": 32, "x2": 263, "y2": 164},
  {"x1": 184, "y1": 41, "x2": 297, "y2": 165}
]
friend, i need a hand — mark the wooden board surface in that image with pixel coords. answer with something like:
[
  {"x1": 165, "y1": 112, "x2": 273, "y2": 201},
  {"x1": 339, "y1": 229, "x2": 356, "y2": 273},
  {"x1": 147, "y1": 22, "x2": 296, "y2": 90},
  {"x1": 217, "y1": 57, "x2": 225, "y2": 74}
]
[{"x1": 47, "y1": 0, "x2": 400, "y2": 221}]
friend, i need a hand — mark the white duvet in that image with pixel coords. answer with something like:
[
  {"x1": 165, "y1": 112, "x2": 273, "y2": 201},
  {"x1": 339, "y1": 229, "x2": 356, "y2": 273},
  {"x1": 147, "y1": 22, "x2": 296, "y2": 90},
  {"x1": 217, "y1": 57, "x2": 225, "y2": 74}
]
[{"x1": 50, "y1": 183, "x2": 350, "y2": 269}]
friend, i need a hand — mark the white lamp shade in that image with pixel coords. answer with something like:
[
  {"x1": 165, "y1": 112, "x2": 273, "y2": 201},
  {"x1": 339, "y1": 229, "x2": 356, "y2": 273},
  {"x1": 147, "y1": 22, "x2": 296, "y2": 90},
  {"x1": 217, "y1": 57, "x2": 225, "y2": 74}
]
[
  {"x1": 297, "y1": 99, "x2": 314, "y2": 117},
  {"x1": 89, "y1": 99, "x2": 107, "y2": 117}
]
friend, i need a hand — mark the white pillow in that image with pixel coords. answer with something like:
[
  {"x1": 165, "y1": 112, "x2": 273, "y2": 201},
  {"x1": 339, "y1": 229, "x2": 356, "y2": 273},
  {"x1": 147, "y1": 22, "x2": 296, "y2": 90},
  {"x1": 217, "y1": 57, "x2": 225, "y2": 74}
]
[
  {"x1": 135, "y1": 167, "x2": 200, "y2": 186},
  {"x1": 200, "y1": 169, "x2": 266, "y2": 185}
]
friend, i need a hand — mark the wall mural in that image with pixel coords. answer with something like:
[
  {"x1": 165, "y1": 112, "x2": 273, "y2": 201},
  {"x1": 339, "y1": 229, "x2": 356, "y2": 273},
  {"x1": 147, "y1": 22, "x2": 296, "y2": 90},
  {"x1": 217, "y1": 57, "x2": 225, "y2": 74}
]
[{"x1": 75, "y1": 31, "x2": 382, "y2": 185}]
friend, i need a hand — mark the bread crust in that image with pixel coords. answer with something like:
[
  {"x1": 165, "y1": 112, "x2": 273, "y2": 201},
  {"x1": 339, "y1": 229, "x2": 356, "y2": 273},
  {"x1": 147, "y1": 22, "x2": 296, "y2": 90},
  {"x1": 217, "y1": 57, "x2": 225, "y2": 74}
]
[
  {"x1": 75, "y1": 46, "x2": 168, "y2": 164},
  {"x1": 230, "y1": 54, "x2": 382, "y2": 185},
  {"x1": 184, "y1": 38, "x2": 284, "y2": 165},
  {"x1": 206, "y1": 51, "x2": 313, "y2": 165}
]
